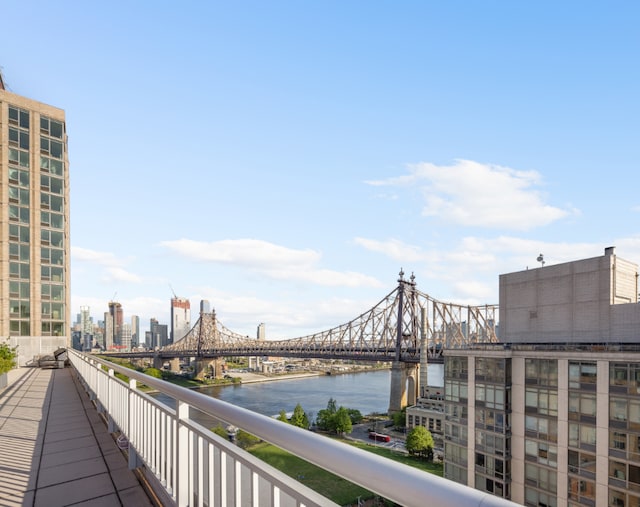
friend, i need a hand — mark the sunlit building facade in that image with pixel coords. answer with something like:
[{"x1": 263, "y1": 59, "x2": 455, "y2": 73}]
[
  {"x1": 444, "y1": 247, "x2": 640, "y2": 506},
  {"x1": 0, "y1": 75, "x2": 70, "y2": 365}
]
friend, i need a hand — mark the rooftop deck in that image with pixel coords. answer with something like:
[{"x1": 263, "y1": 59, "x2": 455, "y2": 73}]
[{"x1": 0, "y1": 366, "x2": 154, "y2": 507}]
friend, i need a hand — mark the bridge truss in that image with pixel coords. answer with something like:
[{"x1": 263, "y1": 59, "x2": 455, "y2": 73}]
[{"x1": 161, "y1": 271, "x2": 499, "y2": 363}]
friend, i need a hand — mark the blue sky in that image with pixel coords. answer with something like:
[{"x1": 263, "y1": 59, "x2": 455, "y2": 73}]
[{"x1": 2, "y1": 1, "x2": 639, "y2": 337}]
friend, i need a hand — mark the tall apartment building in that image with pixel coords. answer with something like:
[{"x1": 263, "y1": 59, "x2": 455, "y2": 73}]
[
  {"x1": 0, "y1": 75, "x2": 70, "y2": 365},
  {"x1": 170, "y1": 296, "x2": 190, "y2": 344},
  {"x1": 443, "y1": 247, "x2": 640, "y2": 506}
]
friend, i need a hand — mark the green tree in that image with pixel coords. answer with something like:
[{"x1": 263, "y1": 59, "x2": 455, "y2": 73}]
[
  {"x1": 290, "y1": 403, "x2": 310, "y2": 429},
  {"x1": 346, "y1": 408, "x2": 363, "y2": 425},
  {"x1": 392, "y1": 407, "x2": 406, "y2": 429},
  {"x1": 406, "y1": 426, "x2": 434, "y2": 459},
  {"x1": 211, "y1": 424, "x2": 228, "y2": 439},
  {"x1": 334, "y1": 407, "x2": 353, "y2": 435},
  {"x1": 277, "y1": 409, "x2": 289, "y2": 423},
  {"x1": 316, "y1": 398, "x2": 338, "y2": 431},
  {"x1": 0, "y1": 341, "x2": 17, "y2": 375},
  {"x1": 235, "y1": 429, "x2": 260, "y2": 449}
]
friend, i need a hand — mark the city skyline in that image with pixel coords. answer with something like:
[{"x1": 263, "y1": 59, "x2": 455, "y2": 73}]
[{"x1": 2, "y1": 1, "x2": 639, "y2": 338}]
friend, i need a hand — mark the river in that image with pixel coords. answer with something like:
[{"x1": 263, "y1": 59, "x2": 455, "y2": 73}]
[{"x1": 153, "y1": 363, "x2": 443, "y2": 427}]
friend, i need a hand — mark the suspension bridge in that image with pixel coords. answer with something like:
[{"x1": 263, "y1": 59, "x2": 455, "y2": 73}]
[{"x1": 105, "y1": 271, "x2": 499, "y2": 411}]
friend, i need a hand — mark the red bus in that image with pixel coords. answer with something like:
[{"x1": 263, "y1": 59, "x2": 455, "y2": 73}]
[{"x1": 369, "y1": 432, "x2": 391, "y2": 443}]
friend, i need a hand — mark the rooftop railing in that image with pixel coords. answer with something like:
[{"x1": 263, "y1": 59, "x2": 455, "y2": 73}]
[{"x1": 68, "y1": 349, "x2": 517, "y2": 506}]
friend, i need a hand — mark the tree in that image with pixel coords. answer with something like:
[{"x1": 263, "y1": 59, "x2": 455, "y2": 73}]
[
  {"x1": 316, "y1": 398, "x2": 338, "y2": 431},
  {"x1": 0, "y1": 341, "x2": 17, "y2": 375},
  {"x1": 346, "y1": 408, "x2": 363, "y2": 425},
  {"x1": 290, "y1": 403, "x2": 310, "y2": 429},
  {"x1": 277, "y1": 409, "x2": 289, "y2": 423},
  {"x1": 392, "y1": 407, "x2": 406, "y2": 429},
  {"x1": 211, "y1": 424, "x2": 228, "y2": 439},
  {"x1": 235, "y1": 429, "x2": 260, "y2": 449},
  {"x1": 406, "y1": 426, "x2": 434, "y2": 459},
  {"x1": 334, "y1": 407, "x2": 353, "y2": 435}
]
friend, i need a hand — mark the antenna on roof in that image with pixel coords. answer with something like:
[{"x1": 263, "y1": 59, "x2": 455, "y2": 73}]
[{"x1": 537, "y1": 254, "x2": 545, "y2": 267}]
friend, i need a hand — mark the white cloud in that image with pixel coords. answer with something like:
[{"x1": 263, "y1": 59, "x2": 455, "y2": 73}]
[
  {"x1": 72, "y1": 246, "x2": 128, "y2": 266},
  {"x1": 353, "y1": 237, "x2": 430, "y2": 263},
  {"x1": 73, "y1": 246, "x2": 142, "y2": 284},
  {"x1": 367, "y1": 159, "x2": 574, "y2": 230},
  {"x1": 103, "y1": 267, "x2": 143, "y2": 283},
  {"x1": 160, "y1": 238, "x2": 383, "y2": 288}
]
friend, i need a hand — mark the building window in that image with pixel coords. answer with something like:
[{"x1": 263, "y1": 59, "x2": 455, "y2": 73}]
[
  {"x1": 9, "y1": 106, "x2": 29, "y2": 128},
  {"x1": 476, "y1": 383, "x2": 506, "y2": 409},
  {"x1": 525, "y1": 463, "x2": 557, "y2": 491},
  {"x1": 40, "y1": 116, "x2": 64, "y2": 138},
  {"x1": 445, "y1": 380, "x2": 468, "y2": 402},
  {"x1": 568, "y1": 423, "x2": 596, "y2": 449},
  {"x1": 526, "y1": 415, "x2": 558, "y2": 442},
  {"x1": 525, "y1": 439, "x2": 557, "y2": 467},
  {"x1": 568, "y1": 477, "x2": 595, "y2": 503},
  {"x1": 525, "y1": 359, "x2": 558, "y2": 387},
  {"x1": 569, "y1": 361, "x2": 597, "y2": 389},
  {"x1": 526, "y1": 387, "x2": 558, "y2": 417},
  {"x1": 9, "y1": 127, "x2": 29, "y2": 150},
  {"x1": 41, "y1": 155, "x2": 64, "y2": 175},
  {"x1": 568, "y1": 449, "x2": 596, "y2": 478},
  {"x1": 8, "y1": 148, "x2": 29, "y2": 168},
  {"x1": 568, "y1": 393, "x2": 596, "y2": 420}
]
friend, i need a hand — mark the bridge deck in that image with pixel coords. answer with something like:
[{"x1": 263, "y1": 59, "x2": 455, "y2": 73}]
[{"x1": 0, "y1": 366, "x2": 154, "y2": 507}]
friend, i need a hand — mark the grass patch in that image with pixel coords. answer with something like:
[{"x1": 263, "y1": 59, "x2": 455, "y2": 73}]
[
  {"x1": 249, "y1": 441, "x2": 375, "y2": 505},
  {"x1": 247, "y1": 436, "x2": 443, "y2": 505},
  {"x1": 346, "y1": 439, "x2": 443, "y2": 476}
]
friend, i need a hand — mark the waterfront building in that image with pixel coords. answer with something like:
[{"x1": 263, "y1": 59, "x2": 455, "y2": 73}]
[
  {"x1": 170, "y1": 296, "x2": 190, "y2": 344},
  {"x1": 443, "y1": 246, "x2": 640, "y2": 506},
  {"x1": 406, "y1": 387, "x2": 445, "y2": 447},
  {"x1": 0, "y1": 74, "x2": 70, "y2": 365}
]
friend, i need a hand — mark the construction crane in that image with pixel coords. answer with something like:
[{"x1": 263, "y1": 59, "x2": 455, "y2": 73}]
[{"x1": 169, "y1": 284, "x2": 177, "y2": 299}]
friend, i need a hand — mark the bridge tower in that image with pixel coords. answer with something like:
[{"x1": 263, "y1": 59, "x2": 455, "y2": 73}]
[{"x1": 388, "y1": 270, "x2": 420, "y2": 413}]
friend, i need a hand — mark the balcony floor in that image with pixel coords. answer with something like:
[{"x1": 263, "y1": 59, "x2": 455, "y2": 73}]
[{"x1": 0, "y1": 366, "x2": 154, "y2": 507}]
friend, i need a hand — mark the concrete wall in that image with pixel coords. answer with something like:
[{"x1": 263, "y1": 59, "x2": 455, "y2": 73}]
[
  {"x1": 499, "y1": 248, "x2": 639, "y2": 343},
  {"x1": 9, "y1": 335, "x2": 68, "y2": 366}
]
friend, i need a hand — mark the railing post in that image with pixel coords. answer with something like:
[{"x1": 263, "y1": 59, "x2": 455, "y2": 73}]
[
  {"x1": 176, "y1": 401, "x2": 190, "y2": 506},
  {"x1": 128, "y1": 378, "x2": 140, "y2": 470},
  {"x1": 107, "y1": 368, "x2": 116, "y2": 432}
]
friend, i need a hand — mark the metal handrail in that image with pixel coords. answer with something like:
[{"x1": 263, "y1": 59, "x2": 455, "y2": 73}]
[{"x1": 68, "y1": 349, "x2": 517, "y2": 507}]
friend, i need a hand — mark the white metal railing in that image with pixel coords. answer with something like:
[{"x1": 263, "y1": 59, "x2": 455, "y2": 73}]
[{"x1": 68, "y1": 349, "x2": 517, "y2": 507}]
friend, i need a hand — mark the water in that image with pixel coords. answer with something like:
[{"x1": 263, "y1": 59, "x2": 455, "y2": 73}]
[{"x1": 153, "y1": 364, "x2": 443, "y2": 428}]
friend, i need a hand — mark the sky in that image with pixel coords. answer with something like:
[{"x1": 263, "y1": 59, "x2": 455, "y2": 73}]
[{"x1": 2, "y1": 1, "x2": 639, "y2": 339}]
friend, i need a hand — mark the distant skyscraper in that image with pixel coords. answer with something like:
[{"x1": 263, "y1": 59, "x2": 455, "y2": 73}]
[
  {"x1": 107, "y1": 301, "x2": 123, "y2": 348},
  {"x1": 171, "y1": 297, "x2": 190, "y2": 344},
  {"x1": 149, "y1": 318, "x2": 168, "y2": 348},
  {"x1": 200, "y1": 299, "x2": 211, "y2": 314},
  {"x1": 120, "y1": 323, "x2": 132, "y2": 351},
  {"x1": 80, "y1": 306, "x2": 93, "y2": 351},
  {"x1": 131, "y1": 315, "x2": 140, "y2": 348},
  {"x1": 0, "y1": 72, "x2": 70, "y2": 365},
  {"x1": 257, "y1": 323, "x2": 266, "y2": 340}
]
